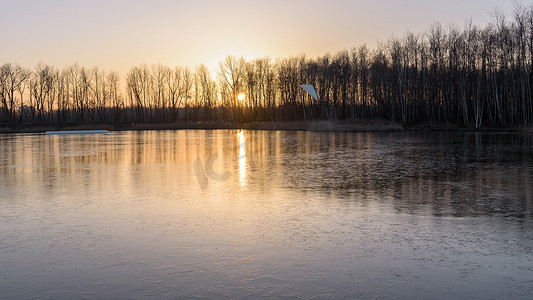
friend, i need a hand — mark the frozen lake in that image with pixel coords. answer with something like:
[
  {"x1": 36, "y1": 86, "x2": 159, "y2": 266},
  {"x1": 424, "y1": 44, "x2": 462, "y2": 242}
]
[{"x1": 1, "y1": 130, "x2": 532, "y2": 299}]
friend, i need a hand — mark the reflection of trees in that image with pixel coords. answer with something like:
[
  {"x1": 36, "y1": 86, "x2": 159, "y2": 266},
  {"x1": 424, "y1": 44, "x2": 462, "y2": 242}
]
[
  {"x1": 269, "y1": 132, "x2": 533, "y2": 218},
  {"x1": 1, "y1": 131, "x2": 264, "y2": 197},
  {"x1": 1, "y1": 131, "x2": 531, "y2": 218}
]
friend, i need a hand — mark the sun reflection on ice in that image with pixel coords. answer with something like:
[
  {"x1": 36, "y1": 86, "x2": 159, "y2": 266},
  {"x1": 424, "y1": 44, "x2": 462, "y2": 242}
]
[{"x1": 238, "y1": 130, "x2": 246, "y2": 187}]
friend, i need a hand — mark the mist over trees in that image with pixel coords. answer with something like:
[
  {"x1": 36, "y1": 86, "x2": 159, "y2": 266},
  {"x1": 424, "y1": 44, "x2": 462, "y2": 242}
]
[{"x1": 2, "y1": 6, "x2": 533, "y2": 128}]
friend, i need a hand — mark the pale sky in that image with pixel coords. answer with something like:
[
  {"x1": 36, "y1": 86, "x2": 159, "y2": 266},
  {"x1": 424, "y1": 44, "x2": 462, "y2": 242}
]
[{"x1": 0, "y1": 0, "x2": 529, "y2": 74}]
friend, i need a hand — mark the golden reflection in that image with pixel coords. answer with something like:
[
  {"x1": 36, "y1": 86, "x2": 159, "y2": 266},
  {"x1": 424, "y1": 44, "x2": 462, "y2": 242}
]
[
  {"x1": 238, "y1": 130, "x2": 246, "y2": 187},
  {"x1": 1, "y1": 131, "x2": 531, "y2": 217}
]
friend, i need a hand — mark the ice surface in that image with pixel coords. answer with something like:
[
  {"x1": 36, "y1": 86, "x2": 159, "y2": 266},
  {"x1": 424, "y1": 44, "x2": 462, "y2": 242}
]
[
  {"x1": 0, "y1": 130, "x2": 532, "y2": 299},
  {"x1": 45, "y1": 130, "x2": 112, "y2": 135}
]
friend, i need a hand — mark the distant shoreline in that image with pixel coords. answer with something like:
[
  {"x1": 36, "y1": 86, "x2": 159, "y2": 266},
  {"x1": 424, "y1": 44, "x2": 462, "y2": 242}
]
[{"x1": 1, "y1": 121, "x2": 532, "y2": 134}]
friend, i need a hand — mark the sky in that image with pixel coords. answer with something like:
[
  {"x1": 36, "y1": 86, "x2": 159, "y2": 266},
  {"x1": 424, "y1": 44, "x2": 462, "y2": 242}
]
[{"x1": 0, "y1": 0, "x2": 530, "y2": 75}]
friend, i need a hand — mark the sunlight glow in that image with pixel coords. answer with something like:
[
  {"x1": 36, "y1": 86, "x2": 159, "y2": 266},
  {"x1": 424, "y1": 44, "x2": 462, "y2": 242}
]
[
  {"x1": 238, "y1": 130, "x2": 246, "y2": 187},
  {"x1": 237, "y1": 93, "x2": 245, "y2": 101}
]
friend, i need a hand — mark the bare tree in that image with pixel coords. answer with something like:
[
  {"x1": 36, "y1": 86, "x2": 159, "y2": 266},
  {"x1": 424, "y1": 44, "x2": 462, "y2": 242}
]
[
  {"x1": 218, "y1": 55, "x2": 244, "y2": 122},
  {"x1": 0, "y1": 63, "x2": 29, "y2": 121}
]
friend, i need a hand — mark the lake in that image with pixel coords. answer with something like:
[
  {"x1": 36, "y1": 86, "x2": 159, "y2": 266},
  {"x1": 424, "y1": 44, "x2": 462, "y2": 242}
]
[{"x1": 1, "y1": 130, "x2": 532, "y2": 299}]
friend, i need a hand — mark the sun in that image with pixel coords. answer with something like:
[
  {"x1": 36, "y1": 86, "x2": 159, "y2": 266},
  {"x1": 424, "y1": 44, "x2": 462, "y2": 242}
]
[{"x1": 237, "y1": 93, "x2": 245, "y2": 101}]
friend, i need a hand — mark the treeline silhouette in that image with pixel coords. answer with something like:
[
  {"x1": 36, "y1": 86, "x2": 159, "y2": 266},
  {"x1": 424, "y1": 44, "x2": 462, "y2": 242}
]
[{"x1": 1, "y1": 6, "x2": 533, "y2": 128}]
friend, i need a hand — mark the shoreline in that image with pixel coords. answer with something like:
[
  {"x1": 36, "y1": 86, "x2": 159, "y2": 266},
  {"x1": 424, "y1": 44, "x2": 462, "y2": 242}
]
[{"x1": 0, "y1": 121, "x2": 531, "y2": 134}]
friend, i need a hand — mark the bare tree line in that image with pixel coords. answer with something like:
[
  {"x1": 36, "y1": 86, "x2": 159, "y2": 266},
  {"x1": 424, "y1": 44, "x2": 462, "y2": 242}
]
[{"x1": 1, "y1": 6, "x2": 533, "y2": 127}]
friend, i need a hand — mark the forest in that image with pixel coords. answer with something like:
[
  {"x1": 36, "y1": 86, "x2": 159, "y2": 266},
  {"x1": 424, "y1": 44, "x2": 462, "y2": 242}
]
[{"x1": 1, "y1": 6, "x2": 533, "y2": 128}]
